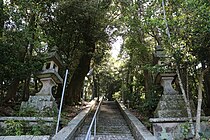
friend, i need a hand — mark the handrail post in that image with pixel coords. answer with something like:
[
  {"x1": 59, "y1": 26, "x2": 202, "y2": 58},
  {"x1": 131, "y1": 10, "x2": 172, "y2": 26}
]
[
  {"x1": 94, "y1": 118, "x2": 96, "y2": 137},
  {"x1": 55, "y1": 69, "x2": 68, "y2": 134}
]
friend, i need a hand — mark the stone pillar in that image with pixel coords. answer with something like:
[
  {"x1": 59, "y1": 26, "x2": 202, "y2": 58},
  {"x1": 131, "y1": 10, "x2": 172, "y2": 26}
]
[
  {"x1": 36, "y1": 78, "x2": 57, "y2": 96},
  {"x1": 160, "y1": 74, "x2": 178, "y2": 95},
  {"x1": 154, "y1": 73, "x2": 187, "y2": 118}
]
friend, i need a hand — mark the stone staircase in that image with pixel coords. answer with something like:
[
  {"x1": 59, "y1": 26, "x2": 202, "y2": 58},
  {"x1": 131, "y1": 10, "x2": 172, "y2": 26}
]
[{"x1": 74, "y1": 101, "x2": 135, "y2": 140}]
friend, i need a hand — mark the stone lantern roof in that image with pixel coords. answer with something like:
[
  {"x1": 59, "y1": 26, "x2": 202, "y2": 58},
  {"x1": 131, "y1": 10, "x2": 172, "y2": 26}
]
[
  {"x1": 37, "y1": 46, "x2": 63, "y2": 84},
  {"x1": 46, "y1": 46, "x2": 63, "y2": 68}
]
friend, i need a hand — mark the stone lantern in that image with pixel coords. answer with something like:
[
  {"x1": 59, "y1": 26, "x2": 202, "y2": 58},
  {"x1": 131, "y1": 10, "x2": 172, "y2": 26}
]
[
  {"x1": 150, "y1": 46, "x2": 195, "y2": 139},
  {"x1": 21, "y1": 47, "x2": 63, "y2": 114},
  {"x1": 153, "y1": 45, "x2": 187, "y2": 118},
  {"x1": 36, "y1": 49, "x2": 63, "y2": 97}
]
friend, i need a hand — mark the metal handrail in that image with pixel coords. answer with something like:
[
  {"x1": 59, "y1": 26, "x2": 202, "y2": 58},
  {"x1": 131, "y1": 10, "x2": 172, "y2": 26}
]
[{"x1": 85, "y1": 96, "x2": 104, "y2": 140}]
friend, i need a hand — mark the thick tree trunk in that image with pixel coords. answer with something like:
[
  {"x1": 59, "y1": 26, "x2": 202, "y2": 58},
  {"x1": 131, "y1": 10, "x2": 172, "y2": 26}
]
[
  {"x1": 66, "y1": 53, "x2": 92, "y2": 105},
  {"x1": 203, "y1": 66, "x2": 210, "y2": 113}
]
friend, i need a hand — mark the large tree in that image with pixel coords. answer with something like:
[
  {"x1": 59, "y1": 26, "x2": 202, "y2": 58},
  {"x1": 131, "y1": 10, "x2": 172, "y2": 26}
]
[
  {"x1": 0, "y1": 0, "x2": 56, "y2": 104},
  {"x1": 46, "y1": 0, "x2": 111, "y2": 104}
]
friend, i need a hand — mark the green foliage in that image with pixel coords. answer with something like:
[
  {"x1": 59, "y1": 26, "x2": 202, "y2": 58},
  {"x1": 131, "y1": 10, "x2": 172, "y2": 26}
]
[
  {"x1": 46, "y1": 0, "x2": 111, "y2": 69},
  {"x1": 0, "y1": 126, "x2": 4, "y2": 135},
  {"x1": 2, "y1": 119, "x2": 55, "y2": 136},
  {"x1": 18, "y1": 107, "x2": 57, "y2": 117},
  {"x1": 143, "y1": 64, "x2": 167, "y2": 73},
  {"x1": 0, "y1": 0, "x2": 52, "y2": 102},
  {"x1": 0, "y1": 0, "x2": 209, "y2": 132},
  {"x1": 112, "y1": 91, "x2": 121, "y2": 101},
  {"x1": 29, "y1": 119, "x2": 55, "y2": 135},
  {"x1": 4, "y1": 120, "x2": 25, "y2": 135},
  {"x1": 18, "y1": 107, "x2": 38, "y2": 117},
  {"x1": 42, "y1": 107, "x2": 58, "y2": 117},
  {"x1": 180, "y1": 122, "x2": 191, "y2": 138},
  {"x1": 108, "y1": 0, "x2": 210, "y2": 120}
]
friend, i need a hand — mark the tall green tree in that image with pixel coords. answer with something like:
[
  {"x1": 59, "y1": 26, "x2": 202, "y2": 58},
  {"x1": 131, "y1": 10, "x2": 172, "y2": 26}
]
[
  {"x1": 0, "y1": 0, "x2": 55, "y2": 103},
  {"x1": 46, "y1": 0, "x2": 111, "y2": 104}
]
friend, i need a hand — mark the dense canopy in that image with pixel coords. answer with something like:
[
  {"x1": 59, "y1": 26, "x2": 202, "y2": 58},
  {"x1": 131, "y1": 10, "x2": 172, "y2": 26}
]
[{"x1": 0, "y1": 1, "x2": 210, "y2": 138}]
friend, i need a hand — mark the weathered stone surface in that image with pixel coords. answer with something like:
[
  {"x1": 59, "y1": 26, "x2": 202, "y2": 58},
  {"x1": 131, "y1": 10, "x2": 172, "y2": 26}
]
[
  {"x1": 160, "y1": 74, "x2": 178, "y2": 95},
  {"x1": 150, "y1": 117, "x2": 210, "y2": 140},
  {"x1": 152, "y1": 122, "x2": 180, "y2": 140},
  {"x1": 0, "y1": 136, "x2": 50, "y2": 140},
  {"x1": 31, "y1": 136, "x2": 50, "y2": 140},
  {"x1": 21, "y1": 95, "x2": 58, "y2": 114},
  {"x1": 37, "y1": 70, "x2": 63, "y2": 85},
  {"x1": 154, "y1": 94, "x2": 188, "y2": 118},
  {"x1": 117, "y1": 101, "x2": 157, "y2": 140}
]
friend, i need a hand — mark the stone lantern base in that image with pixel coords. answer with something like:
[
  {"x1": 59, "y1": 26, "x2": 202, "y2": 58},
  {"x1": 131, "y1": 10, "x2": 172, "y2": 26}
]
[
  {"x1": 20, "y1": 95, "x2": 58, "y2": 116},
  {"x1": 151, "y1": 73, "x2": 197, "y2": 140},
  {"x1": 20, "y1": 71, "x2": 62, "y2": 116},
  {"x1": 154, "y1": 94, "x2": 188, "y2": 118},
  {"x1": 149, "y1": 117, "x2": 210, "y2": 140}
]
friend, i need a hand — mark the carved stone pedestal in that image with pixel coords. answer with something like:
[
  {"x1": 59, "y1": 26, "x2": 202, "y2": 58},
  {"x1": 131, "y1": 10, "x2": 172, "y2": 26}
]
[
  {"x1": 154, "y1": 73, "x2": 188, "y2": 118},
  {"x1": 150, "y1": 73, "x2": 193, "y2": 139},
  {"x1": 21, "y1": 95, "x2": 58, "y2": 115},
  {"x1": 154, "y1": 94, "x2": 188, "y2": 118}
]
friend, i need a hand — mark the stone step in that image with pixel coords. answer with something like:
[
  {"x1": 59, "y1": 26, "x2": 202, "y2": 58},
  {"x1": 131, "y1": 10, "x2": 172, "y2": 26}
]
[
  {"x1": 156, "y1": 110, "x2": 188, "y2": 118},
  {"x1": 158, "y1": 100, "x2": 186, "y2": 110},
  {"x1": 75, "y1": 134, "x2": 135, "y2": 140},
  {"x1": 97, "y1": 126, "x2": 132, "y2": 133},
  {"x1": 161, "y1": 94, "x2": 184, "y2": 100},
  {"x1": 73, "y1": 101, "x2": 135, "y2": 140}
]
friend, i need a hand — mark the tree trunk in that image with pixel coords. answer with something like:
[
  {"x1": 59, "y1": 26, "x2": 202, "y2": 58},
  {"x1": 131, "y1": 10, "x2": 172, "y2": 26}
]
[
  {"x1": 21, "y1": 13, "x2": 36, "y2": 101},
  {"x1": 66, "y1": 53, "x2": 92, "y2": 105},
  {"x1": 203, "y1": 68, "x2": 210, "y2": 112},
  {"x1": 195, "y1": 68, "x2": 208, "y2": 139},
  {"x1": 176, "y1": 66, "x2": 195, "y2": 136},
  {"x1": 0, "y1": 0, "x2": 3, "y2": 37},
  {"x1": 22, "y1": 78, "x2": 30, "y2": 101},
  {"x1": 144, "y1": 69, "x2": 149, "y2": 95},
  {"x1": 144, "y1": 69, "x2": 152, "y2": 99},
  {"x1": 93, "y1": 73, "x2": 98, "y2": 99},
  {"x1": 181, "y1": 63, "x2": 189, "y2": 100},
  {"x1": 126, "y1": 56, "x2": 133, "y2": 96},
  {"x1": 195, "y1": 71, "x2": 203, "y2": 139},
  {"x1": 34, "y1": 77, "x2": 39, "y2": 93},
  {"x1": 3, "y1": 79, "x2": 20, "y2": 103}
]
